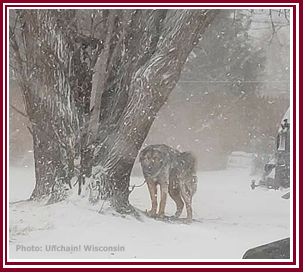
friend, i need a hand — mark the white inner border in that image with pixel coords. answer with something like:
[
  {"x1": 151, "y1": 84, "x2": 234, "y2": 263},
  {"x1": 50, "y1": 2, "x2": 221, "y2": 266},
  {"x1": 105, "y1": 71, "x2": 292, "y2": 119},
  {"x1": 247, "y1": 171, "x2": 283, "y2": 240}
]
[{"x1": 3, "y1": 3, "x2": 299, "y2": 268}]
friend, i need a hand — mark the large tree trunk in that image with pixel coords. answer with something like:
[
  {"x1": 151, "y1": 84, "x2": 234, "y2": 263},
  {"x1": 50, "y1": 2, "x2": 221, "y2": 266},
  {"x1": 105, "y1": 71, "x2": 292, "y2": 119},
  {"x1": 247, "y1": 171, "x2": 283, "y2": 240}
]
[
  {"x1": 10, "y1": 10, "x2": 80, "y2": 202},
  {"x1": 31, "y1": 125, "x2": 69, "y2": 202}
]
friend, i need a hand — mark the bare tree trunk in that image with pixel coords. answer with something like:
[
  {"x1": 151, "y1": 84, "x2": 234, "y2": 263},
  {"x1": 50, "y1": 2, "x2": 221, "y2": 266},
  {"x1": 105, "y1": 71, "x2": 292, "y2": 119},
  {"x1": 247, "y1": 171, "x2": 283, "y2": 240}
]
[
  {"x1": 31, "y1": 126, "x2": 67, "y2": 202},
  {"x1": 10, "y1": 10, "x2": 80, "y2": 202}
]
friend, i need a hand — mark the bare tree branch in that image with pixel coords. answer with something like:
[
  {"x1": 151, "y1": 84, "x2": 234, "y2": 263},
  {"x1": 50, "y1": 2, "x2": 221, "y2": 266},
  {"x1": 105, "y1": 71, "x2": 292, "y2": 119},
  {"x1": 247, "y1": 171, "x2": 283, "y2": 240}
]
[
  {"x1": 87, "y1": 10, "x2": 117, "y2": 146},
  {"x1": 9, "y1": 104, "x2": 28, "y2": 118}
]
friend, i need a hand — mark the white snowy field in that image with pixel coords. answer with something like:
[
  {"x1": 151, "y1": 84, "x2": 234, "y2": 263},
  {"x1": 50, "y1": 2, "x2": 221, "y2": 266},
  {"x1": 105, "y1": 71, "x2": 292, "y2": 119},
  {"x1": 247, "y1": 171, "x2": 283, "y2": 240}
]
[{"x1": 8, "y1": 167, "x2": 290, "y2": 260}]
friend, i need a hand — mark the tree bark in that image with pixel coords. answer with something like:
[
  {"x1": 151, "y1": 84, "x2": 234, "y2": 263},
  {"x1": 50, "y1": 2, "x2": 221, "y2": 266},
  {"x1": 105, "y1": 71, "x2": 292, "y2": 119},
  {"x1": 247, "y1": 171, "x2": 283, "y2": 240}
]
[{"x1": 10, "y1": 10, "x2": 80, "y2": 202}]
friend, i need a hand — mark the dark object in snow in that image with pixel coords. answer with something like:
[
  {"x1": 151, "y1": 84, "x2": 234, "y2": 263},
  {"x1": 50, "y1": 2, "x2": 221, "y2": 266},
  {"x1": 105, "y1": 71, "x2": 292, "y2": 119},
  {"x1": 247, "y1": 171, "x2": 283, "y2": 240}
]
[
  {"x1": 139, "y1": 144, "x2": 197, "y2": 220},
  {"x1": 242, "y1": 238, "x2": 290, "y2": 259},
  {"x1": 251, "y1": 108, "x2": 290, "y2": 193},
  {"x1": 281, "y1": 192, "x2": 290, "y2": 199}
]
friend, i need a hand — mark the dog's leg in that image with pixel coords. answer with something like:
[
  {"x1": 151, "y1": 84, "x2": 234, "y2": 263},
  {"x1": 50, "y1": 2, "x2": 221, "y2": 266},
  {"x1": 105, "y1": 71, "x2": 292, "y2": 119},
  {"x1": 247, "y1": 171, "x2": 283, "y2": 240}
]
[
  {"x1": 158, "y1": 182, "x2": 168, "y2": 218},
  {"x1": 184, "y1": 199, "x2": 193, "y2": 222},
  {"x1": 169, "y1": 189, "x2": 184, "y2": 218},
  {"x1": 147, "y1": 181, "x2": 157, "y2": 217},
  {"x1": 180, "y1": 188, "x2": 193, "y2": 221},
  {"x1": 185, "y1": 200, "x2": 193, "y2": 221}
]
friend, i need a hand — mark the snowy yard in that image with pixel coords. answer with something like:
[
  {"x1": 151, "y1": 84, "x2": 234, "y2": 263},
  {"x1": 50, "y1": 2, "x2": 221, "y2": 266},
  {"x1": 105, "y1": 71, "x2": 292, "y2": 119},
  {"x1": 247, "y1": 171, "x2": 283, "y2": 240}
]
[
  {"x1": 8, "y1": 167, "x2": 290, "y2": 260},
  {"x1": 7, "y1": 7, "x2": 292, "y2": 263}
]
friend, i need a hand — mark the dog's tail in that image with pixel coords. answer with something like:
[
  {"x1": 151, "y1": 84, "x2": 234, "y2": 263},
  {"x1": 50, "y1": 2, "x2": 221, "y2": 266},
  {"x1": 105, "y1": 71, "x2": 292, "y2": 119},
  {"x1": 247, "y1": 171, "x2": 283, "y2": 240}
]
[
  {"x1": 180, "y1": 152, "x2": 197, "y2": 195},
  {"x1": 180, "y1": 151, "x2": 197, "y2": 175}
]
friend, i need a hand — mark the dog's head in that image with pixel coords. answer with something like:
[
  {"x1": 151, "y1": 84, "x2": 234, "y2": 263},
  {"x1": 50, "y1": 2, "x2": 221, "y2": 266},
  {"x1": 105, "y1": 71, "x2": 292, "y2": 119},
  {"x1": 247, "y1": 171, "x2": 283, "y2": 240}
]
[{"x1": 139, "y1": 146, "x2": 166, "y2": 176}]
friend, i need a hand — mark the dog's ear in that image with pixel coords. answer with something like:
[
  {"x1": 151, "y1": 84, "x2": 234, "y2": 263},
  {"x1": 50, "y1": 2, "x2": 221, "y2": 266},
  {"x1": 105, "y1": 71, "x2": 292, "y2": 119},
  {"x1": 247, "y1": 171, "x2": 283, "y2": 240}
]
[
  {"x1": 139, "y1": 152, "x2": 143, "y2": 162},
  {"x1": 139, "y1": 146, "x2": 150, "y2": 162},
  {"x1": 139, "y1": 149, "x2": 146, "y2": 162}
]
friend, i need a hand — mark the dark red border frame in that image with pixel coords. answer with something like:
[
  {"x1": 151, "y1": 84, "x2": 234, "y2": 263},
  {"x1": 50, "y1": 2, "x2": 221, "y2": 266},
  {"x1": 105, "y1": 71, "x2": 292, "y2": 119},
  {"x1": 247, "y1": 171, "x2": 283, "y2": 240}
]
[{"x1": 2, "y1": 1, "x2": 298, "y2": 268}]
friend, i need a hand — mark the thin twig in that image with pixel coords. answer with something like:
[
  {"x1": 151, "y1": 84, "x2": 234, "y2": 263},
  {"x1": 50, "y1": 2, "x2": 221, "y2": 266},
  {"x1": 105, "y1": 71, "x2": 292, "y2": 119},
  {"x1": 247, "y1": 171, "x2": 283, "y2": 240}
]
[
  {"x1": 27, "y1": 125, "x2": 33, "y2": 136},
  {"x1": 9, "y1": 104, "x2": 28, "y2": 118},
  {"x1": 284, "y1": 10, "x2": 289, "y2": 23}
]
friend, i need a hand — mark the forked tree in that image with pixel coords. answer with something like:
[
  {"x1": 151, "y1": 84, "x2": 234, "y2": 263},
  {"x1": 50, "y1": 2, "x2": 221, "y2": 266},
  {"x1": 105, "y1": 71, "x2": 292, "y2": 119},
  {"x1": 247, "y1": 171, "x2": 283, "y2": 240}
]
[{"x1": 10, "y1": 9, "x2": 219, "y2": 212}]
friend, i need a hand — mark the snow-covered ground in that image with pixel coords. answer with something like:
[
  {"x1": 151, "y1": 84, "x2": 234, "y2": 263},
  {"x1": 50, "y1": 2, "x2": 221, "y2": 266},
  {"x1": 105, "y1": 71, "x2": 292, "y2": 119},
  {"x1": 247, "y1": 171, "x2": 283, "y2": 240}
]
[{"x1": 8, "y1": 167, "x2": 290, "y2": 260}]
